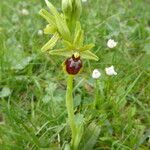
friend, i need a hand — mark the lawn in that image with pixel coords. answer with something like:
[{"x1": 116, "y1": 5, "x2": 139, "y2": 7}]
[{"x1": 0, "y1": 0, "x2": 150, "y2": 149}]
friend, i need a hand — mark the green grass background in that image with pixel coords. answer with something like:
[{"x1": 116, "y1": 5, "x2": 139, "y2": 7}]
[{"x1": 0, "y1": 0, "x2": 150, "y2": 149}]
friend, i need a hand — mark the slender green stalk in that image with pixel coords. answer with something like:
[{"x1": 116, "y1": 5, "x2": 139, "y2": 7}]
[
  {"x1": 94, "y1": 79, "x2": 99, "y2": 109},
  {"x1": 66, "y1": 75, "x2": 77, "y2": 149}
]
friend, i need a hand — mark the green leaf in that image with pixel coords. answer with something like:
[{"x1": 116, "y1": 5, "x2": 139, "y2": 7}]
[
  {"x1": 42, "y1": 95, "x2": 51, "y2": 104},
  {"x1": 0, "y1": 87, "x2": 11, "y2": 98},
  {"x1": 79, "y1": 122, "x2": 101, "y2": 150},
  {"x1": 41, "y1": 32, "x2": 59, "y2": 52},
  {"x1": 45, "y1": 0, "x2": 71, "y2": 41},
  {"x1": 75, "y1": 113, "x2": 84, "y2": 126},
  {"x1": 81, "y1": 50, "x2": 99, "y2": 61},
  {"x1": 80, "y1": 43, "x2": 95, "y2": 51},
  {"x1": 64, "y1": 144, "x2": 71, "y2": 150},
  {"x1": 39, "y1": 9, "x2": 55, "y2": 26},
  {"x1": 118, "y1": 72, "x2": 143, "y2": 107},
  {"x1": 74, "y1": 95, "x2": 81, "y2": 107},
  {"x1": 12, "y1": 55, "x2": 35, "y2": 70},
  {"x1": 49, "y1": 49, "x2": 73, "y2": 57},
  {"x1": 44, "y1": 24, "x2": 57, "y2": 34},
  {"x1": 74, "y1": 113, "x2": 84, "y2": 150}
]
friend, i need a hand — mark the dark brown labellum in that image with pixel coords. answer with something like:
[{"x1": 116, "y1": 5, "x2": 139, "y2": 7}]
[{"x1": 65, "y1": 55, "x2": 82, "y2": 75}]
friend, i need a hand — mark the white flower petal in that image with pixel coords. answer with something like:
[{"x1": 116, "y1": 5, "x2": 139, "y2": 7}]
[
  {"x1": 105, "y1": 66, "x2": 117, "y2": 76},
  {"x1": 38, "y1": 30, "x2": 43, "y2": 36},
  {"x1": 92, "y1": 69, "x2": 101, "y2": 79},
  {"x1": 107, "y1": 39, "x2": 117, "y2": 48},
  {"x1": 21, "y1": 9, "x2": 29, "y2": 16}
]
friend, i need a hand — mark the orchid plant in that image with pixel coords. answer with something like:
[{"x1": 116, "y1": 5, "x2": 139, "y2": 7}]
[{"x1": 39, "y1": 0, "x2": 99, "y2": 149}]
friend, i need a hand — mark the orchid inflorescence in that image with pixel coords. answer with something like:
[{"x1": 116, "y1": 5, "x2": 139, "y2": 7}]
[{"x1": 39, "y1": 0, "x2": 98, "y2": 75}]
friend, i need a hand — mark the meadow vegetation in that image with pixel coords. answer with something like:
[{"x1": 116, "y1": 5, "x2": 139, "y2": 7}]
[{"x1": 0, "y1": 0, "x2": 149, "y2": 149}]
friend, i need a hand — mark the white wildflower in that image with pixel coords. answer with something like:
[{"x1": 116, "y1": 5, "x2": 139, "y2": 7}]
[
  {"x1": 92, "y1": 69, "x2": 101, "y2": 79},
  {"x1": 82, "y1": 0, "x2": 87, "y2": 2},
  {"x1": 38, "y1": 30, "x2": 43, "y2": 36},
  {"x1": 105, "y1": 66, "x2": 117, "y2": 76},
  {"x1": 21, "y1": 9, "x2": 29, "y2": 16},
  {"x1": 107, "y1": 39, "x2": 117, "y2": 48}
]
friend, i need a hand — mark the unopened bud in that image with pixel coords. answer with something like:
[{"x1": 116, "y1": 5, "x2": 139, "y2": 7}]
[
  {"x1": 73, "y1": 0, "x2": 82, "y2": 20},
  {"x1": 62, "y1": 0, "x2": 72, "y2": 19}
]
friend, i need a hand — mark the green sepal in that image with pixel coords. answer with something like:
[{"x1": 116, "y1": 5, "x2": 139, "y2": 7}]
[
  {"x1": 81, "y1": 50, "x2": 99, "y2": 61},
  {"x1": 41, "y1": 32, "x2": 59, "y2": 52},
  {"x1": 73, "y1": 21, "x2": 84, "y2": 48},
  {"x1": 80, "y1": 43, "x2": 95, "y2": 51},
  {"x1": 39, "y1": 9, "x2": 55, "y2": 26},
  {"x1": 74, "y1": 30, "x2": 84, "y2": 48},
  {"x1": 49, "y1": 49, "x2": 99, "y2": 61},
  {"x1": 74, "y1": 21, "x2": 81, "y2": 35},
  {"x1": 45, "y1": 0, "x2": 71, "y2": 41},
  {"x1": 49, "y1": 49, "x2": 73, "y2": 57},
  {"x1": 62, "y1": 40, "x2": 74, "y2": 50},
  {"x1": 44, "y1": 24, "x2": 57, "y2": 34}
]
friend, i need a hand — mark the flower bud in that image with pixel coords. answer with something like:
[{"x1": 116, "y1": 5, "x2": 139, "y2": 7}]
[
  {"x1": 65, "y1": 54, "x2": 82, "y2": 75},
  {"x1": 62, "y1": 0, "x2": 82, "y2": 21},
  {"x1": 73, "y1": 0, "x2": 82, "y2": 20},
  {"x1": 62, "y1": 0, "x2": 72, "y2": 19}
]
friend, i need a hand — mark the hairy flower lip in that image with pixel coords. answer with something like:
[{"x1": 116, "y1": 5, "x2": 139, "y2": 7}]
[{"x1": 65, "y1": 55, "x2": 82, "y2": 75}]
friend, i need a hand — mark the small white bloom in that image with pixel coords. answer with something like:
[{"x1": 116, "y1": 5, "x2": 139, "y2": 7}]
[
  {"x1": 105, "y1": 66, "x2": 117, "y2": 76},
  {"x1": 107, "y1": 39, "x2": 117, "y2": 48},
  {"x1": 92, "y1": 69, "x2": 101, "y2": 79},
  {"x1": 21, "y1": 9, "x2": 29, "y2": 16},
  {"x1": 38, "y1": 30, "x2": 43, "y2": 36},
  {"x1": 82, "y1": 0, "x2": 87, "y2": 2}
]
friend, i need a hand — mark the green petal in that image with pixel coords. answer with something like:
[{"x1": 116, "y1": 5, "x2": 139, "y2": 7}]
[
  {"x1": 81, "y1": 50, "x2": 99, "y2": 61},
  {"x1": 41, "y1": 32, "x2": 59, "y2": 52},
  {"x1": 45, "y1": 0, "x2": 71, "y2": 41},
  {"x1": 49, "y1": 49, "x2": 73, "y2": 57}
]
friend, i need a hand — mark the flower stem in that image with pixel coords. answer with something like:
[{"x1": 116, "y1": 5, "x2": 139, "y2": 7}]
[
  {"x1": 94, "y1": 79, "x2": 99, "y2": 109},
  {"x1": 66, "y1": 75, "x2": 77, "y2": 149}
]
